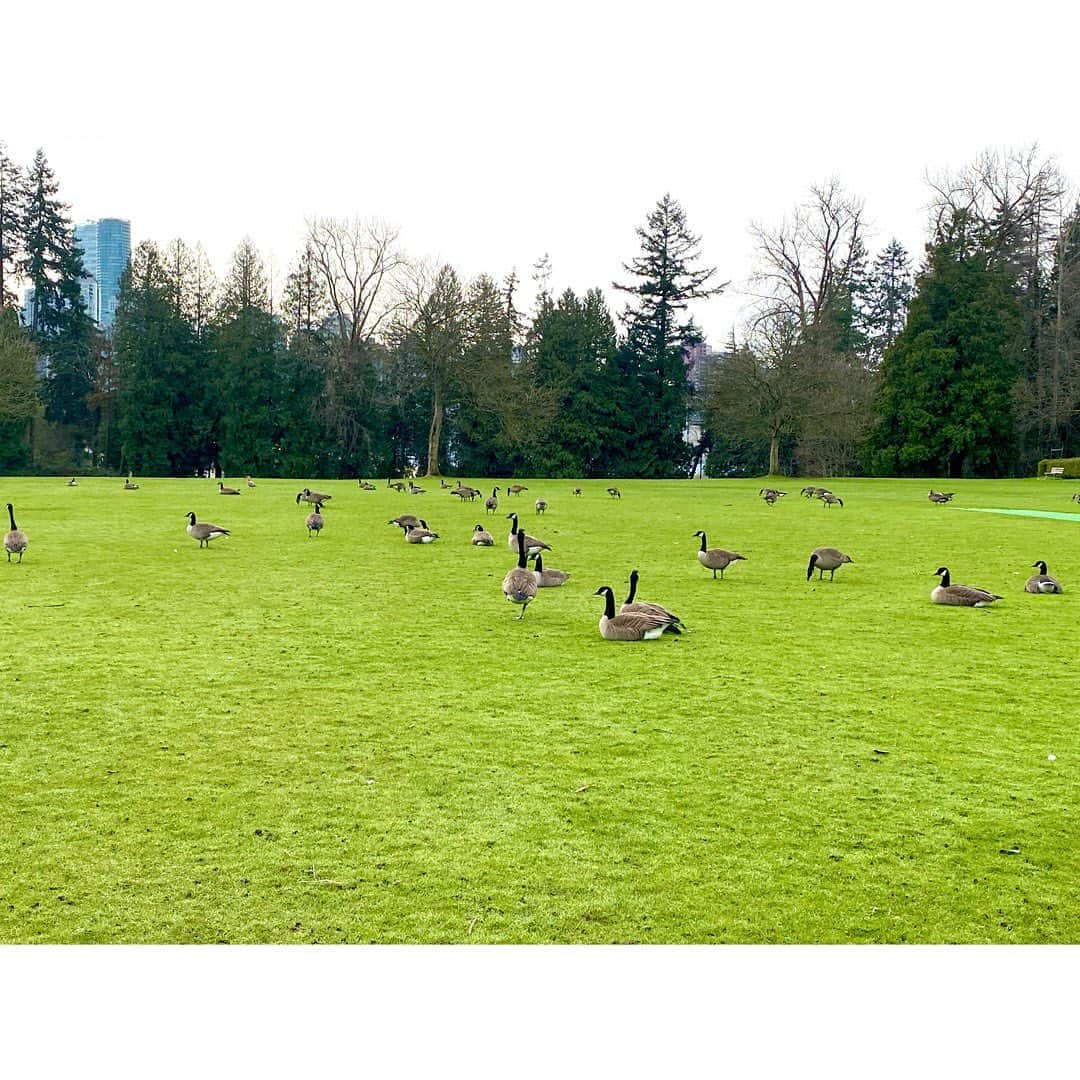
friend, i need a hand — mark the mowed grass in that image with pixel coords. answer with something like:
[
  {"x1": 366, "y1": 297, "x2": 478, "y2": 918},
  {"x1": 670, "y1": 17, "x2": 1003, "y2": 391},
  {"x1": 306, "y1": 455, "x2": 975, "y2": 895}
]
[{"x1": 0, "y1": 475, "x2": 1077, "y2": 944}]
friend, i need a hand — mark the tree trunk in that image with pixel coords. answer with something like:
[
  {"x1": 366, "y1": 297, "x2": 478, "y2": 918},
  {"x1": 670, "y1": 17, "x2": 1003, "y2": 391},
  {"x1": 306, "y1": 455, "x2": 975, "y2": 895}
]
[
  {"x1": 426, "y1": 383, "x2": 443, "y2": 476},
  {"x1": 769, "y1": 435, "x2": 780, "y2": 476}
]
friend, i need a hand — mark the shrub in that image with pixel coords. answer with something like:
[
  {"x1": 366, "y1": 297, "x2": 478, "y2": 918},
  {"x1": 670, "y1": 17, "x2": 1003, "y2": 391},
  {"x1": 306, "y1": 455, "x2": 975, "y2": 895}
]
[{"x1": 1037, "y1": 457, "x2": 1080, "y2": 478}]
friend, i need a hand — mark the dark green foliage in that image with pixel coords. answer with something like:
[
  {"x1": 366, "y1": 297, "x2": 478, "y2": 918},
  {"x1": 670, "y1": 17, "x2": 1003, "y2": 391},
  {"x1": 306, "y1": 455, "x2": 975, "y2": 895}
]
[
  {"x1": 0, "y1": 307, "x2": 37, "y2": 467},
  {"x1": 0, "y1": 142, "x2": 25, "y2": 311}
]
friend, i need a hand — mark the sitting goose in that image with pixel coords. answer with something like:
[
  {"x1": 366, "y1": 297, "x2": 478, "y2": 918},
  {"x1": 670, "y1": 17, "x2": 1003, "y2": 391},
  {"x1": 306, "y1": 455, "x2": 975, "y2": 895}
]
[
  {"x1": 405, "y1": 519, "x2": 439, "y2": 544},
  {"x1": 1024, "y1": 560, "x2": 1063, "y2": 594},
  {"x1": 359, "y1": 480, "x2": 376, "y2": 490},
  {"x1": 4, "y1": 503, "x2": 28, "y2": 563},
  {"x1": 806, "y1": 547, "x2": 852, "y2": 581},
  {"x1": 506, "y1": 513, "x2": 551, "y2": 557},
  {"x1": 594, "y1": 586, "x2": 674, "y2": 640},
  {"x1": 928, "y1": 490, "x2": 951, "y2": 505},
  {"x1": 472, "y1": 524, "x2": 495, "y2": 546},
  {"x1": 572, "y1": 487, "x2": 582, "y2": 496},
  {"x1": 502, "y1": 529, "x2": 538, "y2": 619},
  {"x1": 485, "y1": 487, "x2": 500, "y2": 514},
  {"x1": 66, "y1": 477, "x2": 78, "y2": 487},
  {"x1": 408, "y1": 482, "x2": 426, "y2": 494},
  {"x1": 621, "y1": 570, "x2": 684, "y2": 634},
  {"x1": 219, "y1": 482, "x2": 241, "y2": 495},
  {"x1": 388, "y1": 514, "x2": 422, "y2": 531},
  {"x1": 532, "y1": 552, "x2": 569, "y2": 587},
  {"x1": 693, "y1": 531, "x2": 745, "y2": 579},
  {"x1": 123, "y1": 476, "x2": 139, "y2": 490},
  {"x1": 185, "y1": 512, "x2": 230, "y2": 548},
  {"x1": 246, "y1": 476, "x2": 256, "y2": 488},
  {"x1": 388, "y1": 479, "x2": 407, "y2": 492},
  {"x1": 932, "y1": 567, "x2": 1001, "y2": 607},
  {"x1": 305, "y1": 502, "x2": 325, "y2": 537}
]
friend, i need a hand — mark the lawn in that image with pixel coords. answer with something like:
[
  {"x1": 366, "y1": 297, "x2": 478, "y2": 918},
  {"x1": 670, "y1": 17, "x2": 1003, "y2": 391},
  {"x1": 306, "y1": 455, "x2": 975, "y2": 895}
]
[{"x1": 0, "y1": 475, "x2": 1076, "y2": 943}]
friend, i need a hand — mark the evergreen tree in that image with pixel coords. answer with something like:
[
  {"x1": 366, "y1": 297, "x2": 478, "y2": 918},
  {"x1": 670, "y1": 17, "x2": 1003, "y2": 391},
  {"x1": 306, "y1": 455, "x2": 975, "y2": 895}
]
[
  {"x1": 0, "y1": 307, "x2": 38, "y2": 467},
  {"x1": 0, "y1": 142, "x2": 25, "y2": 311},
  {"x1": 862, "y1": 239, "x2": 913, "y2": 366}
]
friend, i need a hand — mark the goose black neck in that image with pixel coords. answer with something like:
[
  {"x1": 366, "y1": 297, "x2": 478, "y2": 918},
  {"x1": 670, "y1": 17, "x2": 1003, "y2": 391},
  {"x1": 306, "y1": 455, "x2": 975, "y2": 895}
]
[
  {"x1": 1036, "y1": 561, "x2": 1048, "y2": 574},
  {"x1": 8, "y1": 504, "x2": 16, "y2": 530},
  {"x1": 626, "y1": 572, "x2": 638, "y2": 605},
  {"x1": 517, "y1": 530, "x2": 528, "y2": 567},
  {"x1": 534, "y1": 553, "x2": 544, "y2": 571},
  {"x1": 806, "y1": 553, "x2": 818, "y2": 580},
  {"x1": 602, "y1": 587, "x2": 615, "y2": 619},
  {"x1": 699, "y1": 533, "x2": 707, "y2": 552},
  {"x1": 939, "y1": 569, "x2": 951, "y2": 587}
]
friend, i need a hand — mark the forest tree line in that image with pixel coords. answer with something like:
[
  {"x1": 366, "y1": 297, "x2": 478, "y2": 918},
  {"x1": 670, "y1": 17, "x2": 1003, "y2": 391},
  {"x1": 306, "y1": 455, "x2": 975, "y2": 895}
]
[{"x1": 1, "y1": 143, "x2": 1078, "y2": 478}]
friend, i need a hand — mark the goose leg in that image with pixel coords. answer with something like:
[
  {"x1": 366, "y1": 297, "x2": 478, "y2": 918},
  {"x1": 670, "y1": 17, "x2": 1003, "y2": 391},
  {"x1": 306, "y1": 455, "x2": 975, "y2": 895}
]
[{"x1": 712, "y1": 568, "x2": 717, "y2": 579}]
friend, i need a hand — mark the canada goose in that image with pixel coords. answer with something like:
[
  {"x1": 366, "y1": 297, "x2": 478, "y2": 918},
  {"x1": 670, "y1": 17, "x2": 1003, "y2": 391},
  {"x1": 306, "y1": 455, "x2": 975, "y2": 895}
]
[
  {"x1": 535, "y1": 498, "x2": 547, "y2": 514},
  {"x1": 124, "y1": 476, "x2": 139, "y2": 490},
  {"x1": 620, "y1": 569, "x2": 685, "y2": 633},
  {"x1": 4, "y1": 503, "x2": 28, "y2": 563},
  {"x1": 931, "y1": 567, "x2": 1001, "y2": 607},
  {"x1": 359, "y1": 480, "x2": 376, "y2": 490},
  {"x1": 185, "y1": 512, "x2": 230, "y2": 548},
  {"x1": 1025, "y1": 561, "x2": 1063, "y2": 594},
  {"x1": 440, "y1": 479, "x2": 452, "y2": 489},
  {"x1": 388, "y1": 479, "x2": 406, "y2": 492},
  {"x1": 572, "y1": 487, "x2": 582, "y2": 496},
  {"x1": 507, "y1": 484, "x2": 529, "y2": 496},
  {"x1": 607, "y1": 487, "x2": 621, "y2": 499},
  {"x1": 693, "y1": 531, "x2": 745, "y2": 579},
  {"x1": 1072, "y1": 491, "x2": 1079, "y2": 503},
  {"x1": 820, "y1": 492, "x2": 844, "y2": 508},
  {"x1": 806, "y1": 547, "x2": 852, "y2": 581},
  {"x1": 66, "y1": 477, "x2": 78, "y2": 487},
  {"x1": 472, "y1": 524, "x2": 495, "y2": 546},
  {"x1": 405, "y1": 519, "x2": 439, "y2": 543},
  {"x1": 506, "y1": 513, "x2": 551, "y2": 557},
  {"x1": 595, "y1": 586, "x2": 672, "y2": 640},
  {"x1": 453, "y1": 485, "x2": 480, "y2": 501},
  {"x1": 759, "y1": 487, "x2": 786, "y2": 499},
  {"x1": 296, "y1": 488, "x2": 331, "y2": 506},
  {"x1": 533, "y1": 552, "x2": 569, "y2": 587},
  {"x1": 502, "y1": 529, "x2": 538, "y2": 618},
  {"x1": 800, "y1": 486, "x2": 816, "y2": 497},
  {"x1": 928, "y1": 490, "x2": 951, "y2": 505},
  {"x1": 305, "y1": 503, "x2": 325, "y2": 537},
  {"x1": 408, "y1": 482, "x2": 426, "y2": 494},
  {"x1": 485, "y1": 487, "x2": 500, "y2": 514},
  {"x1": 762, "y1": 490, "x2": 781, "y2": 505},
  {"x1": 219, "y1": 482, "x2": 241, "y2": 495},
  {"x1": 388, "y1": 514, "x2": 422, "y2": 530},
  {"x1": 246, "y1": 476, "x2": 256, "y2": 488}
]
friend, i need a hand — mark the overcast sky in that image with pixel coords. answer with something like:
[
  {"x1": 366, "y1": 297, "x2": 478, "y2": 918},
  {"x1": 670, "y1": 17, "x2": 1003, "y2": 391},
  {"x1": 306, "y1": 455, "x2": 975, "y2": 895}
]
[{"x1": 5, "y1": 0, "x2": 1079, "y2": 342}]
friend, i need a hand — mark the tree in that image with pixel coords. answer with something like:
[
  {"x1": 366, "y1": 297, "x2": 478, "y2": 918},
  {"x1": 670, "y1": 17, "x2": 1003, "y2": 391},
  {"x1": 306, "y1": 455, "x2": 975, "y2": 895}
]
[
  {"x1": 614, "y1": 194, "x2": 724, "y2": 476},
  {"x1": 0, "y1": 143, "x2": 24, "y2": 311},
  {"x1": 0, "y1": 307, "x2": 38, "y2": 467},
  {"x1": 861, "y1": 239, "x2": 913, "y2": 367}
]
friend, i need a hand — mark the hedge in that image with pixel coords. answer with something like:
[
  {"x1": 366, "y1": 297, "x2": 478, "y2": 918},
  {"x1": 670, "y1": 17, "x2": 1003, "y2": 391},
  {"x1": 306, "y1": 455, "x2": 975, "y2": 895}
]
[{"x1": 1037, "y1": 457, "x2": 1080, "y2": 478}]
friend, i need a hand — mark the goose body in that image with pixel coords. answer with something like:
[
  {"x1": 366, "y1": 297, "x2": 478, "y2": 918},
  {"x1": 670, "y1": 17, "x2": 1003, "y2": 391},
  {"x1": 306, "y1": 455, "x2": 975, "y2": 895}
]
[
  {"x1": 502, "y1": 530, "x2": 538, "y2": 618},
  {"x1": 532, "y1": 553, "x2": 569, "y2": 587},
  {"x1": 606, "y1": 487, "x2": 621, "y2": 499},
  {"x1": 4, "y1": 503, "x2": 28, "y2": 562},
  {"x1": 806, "y1": 547, "x2": 852, "y2": 581},
  {"x1": 124, "y1": 479, "x2": 139, "y2": 490},
  {"x1": 305, "y1": 503, "x2": 325, "y2": 537},
  {"x1": 388, "y1": 514, "x2": 422, "y2": 531},
  {"x1": 620, "y1": 570, "x2": 684, "y2": 633},
  {"x1": 472, "y1": 524, "x2": 495, "y2": 546},
  {"x1": 185, "y1": 512, "x2": 230, "y2": 548},
  {"x1": 1024, "y1": 561, "x2": 1062, "y2": 594},
  {"x1": 693, "y1": 531, "x2": 745, "y2": 579},
  {"x1": 928, "y1": 490, "x2": 953, "y2": 505},
  {"x1": 405, "y1": 519, "x2": 439, "y2": 543},
  {"x1": 485, "y1": 487, "x2": 500, "y2": 514},
  {"x1": 219, "y1": 482, "x2": 241, "y2": 495},
  {"x1": 246, "y1": 476, "x2": 256, "y2": 488},
  {"x1": 506, "y1": 513, "x2": 550, "y2": 557},
  {"x1": 359, "y1": 480, "x2": 376, "y2": 490},
  {"x1": 595, "y1": 586, "x2": 671, "y2": 640},
  {"x1": 535, "y1": 498, "x2": 547, "y2": 514},
  {"x1": 572, "y1": 487, "x2": 582, "y2": 496},
  {"x1": 820, "y1": 492, "x2": 844, "y2": 508},
  {"x1": 388, "y1": 480, "x2": 406, "y2": 492},
  {"x1": 1072, "y1": 491, "x2": 1079, "y2": 503},
  {"x1": 296, "y1": 488, "x2": 331, "y2": 506},
  {"x1": 507, "y1": 484, "x2": 528, "y2": 496},
  {"x1": 408, "y1": 482, "x2": 426, "y2": 494},
  {"x1": 931, "y1": 567, "x2": 1001, "y2": 607},
  {"x1": 66, "y1": 477, "x2": 78, "y2": 487}
]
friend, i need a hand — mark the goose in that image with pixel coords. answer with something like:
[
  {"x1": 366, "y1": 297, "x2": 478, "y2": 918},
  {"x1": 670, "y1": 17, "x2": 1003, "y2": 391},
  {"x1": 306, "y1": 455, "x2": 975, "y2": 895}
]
[
  {"x1": 693, "y1": 532, "x2": 745, "y2": 579},
  {"x1": 800, "y1": 486, "x2": 817, "y2": 497},
  {"x1": 296, "y1": 488, "x2": 331, "y2": 506},
  {"x1": 388, "y1": 479, "x2": 406, "y2": 492},
  {"x1": 408, "y1": 482, "x2": 426, "y2": 495},
  {"x1": 806, "y1": 547, "x2": 852, "y2": 581},
  {"x1": 620, "y1": 569, "x2": 684, "y2": 633},
  {"x1": 440, "y1": 479, "x2": 452, "y2": 489},
  {"x1": 506, "y1": 513, "x2": 551, "y2": 557},
  {"x1": 606, "y1": 487, "x2": 621, "y2": 499},
  {"x1": 502, "y1": 529, "x2": 538, "y2": 618},
  {"x1": 185, "y1": 512, "x2": 230, "y2": 548},
  {"x1": 124, "y1": 476, "x2": 139, "y2": 490},
  {"x1": 928, "y1": 490, "x2": 951, "y2": 505},
  {"x1": 535, "y1": 498, "x2": 547, "y2": 515},
  {"x1": 1024, "y1": 561, "x2": 1062, "y2": 594},
  {"x1": 218, "y1": 482, "x2": 241, "y2": 495},
  {"x1": 66, "y1": 477, "x2": 78, "y2": 487},
  {"x1": 506, "y1": 484, "x2": 528, "y2": 496},
  {"x1": 4, "y1": 503, "x2": 28, "y2": 563},
  {"x1": 572, "y1": 487, "x2": 582, "y2": 496},
  {"x1": 246, "y1": 476, "x2": 256, "y2": 488},
  {"x1": 485, "y1": 487, "x2": 500, "y2": 514},
  {"x1": 532, "y1": 552, "x2": 569, "y2": 587},
  {"x1": 453, "y1": 485, "x2": 480, "y2": 501},
  {"x1": 388, "y1": 514, "x2": 422, "y2": 530},
  {"x1": 759, "y1": 487, "x2": 786, "y2": 499},
  {"x1": 405, "y1": 519, "x2": 439, "y2": 544},
  {"x1": 305, "y1": 503, "x2": 325, "y2": 537},
  {"x1": 471, "y1": 524, "x2": 495, "y2": 546},
  {"x1": 1072, "y1": 492, "x2": 1079, "y2": 503},
  {"x1": 594, "y1": 586, "x2": 672, "y2": 640},
  {"x1": 820, "y1": 492, "x2": 844, "y2": 508},
  {"x1": 359, "y1": 480, "x2": 376, "y2": 490},
  {"x1": 762, "y1": 490, "x2": 782, "y2": 505},
  {"x1": 931, "y1": 567, "x2": 1001, "y2": 607}
]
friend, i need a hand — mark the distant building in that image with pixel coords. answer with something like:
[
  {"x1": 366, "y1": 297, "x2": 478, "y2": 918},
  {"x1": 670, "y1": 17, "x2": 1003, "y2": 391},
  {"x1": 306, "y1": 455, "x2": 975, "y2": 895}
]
[
  {"x1": 684, "y1": 342, "x2": 717, "y2": 475},
  {"x1": 75, "y1": 218, "x2": 131, "y2": 330}
]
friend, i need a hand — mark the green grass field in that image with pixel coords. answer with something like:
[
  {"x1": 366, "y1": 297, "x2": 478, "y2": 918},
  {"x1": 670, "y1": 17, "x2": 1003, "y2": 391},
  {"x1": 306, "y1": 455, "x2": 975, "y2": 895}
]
[{"x1": 1, "y1": 475, "x2": 1077, "y2": 943}]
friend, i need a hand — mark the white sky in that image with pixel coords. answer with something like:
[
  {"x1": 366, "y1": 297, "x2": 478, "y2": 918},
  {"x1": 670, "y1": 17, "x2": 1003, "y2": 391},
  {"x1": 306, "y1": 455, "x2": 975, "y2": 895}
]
[{"x1": 5, "y1": 0, "x2": 1080, "y2": 343}]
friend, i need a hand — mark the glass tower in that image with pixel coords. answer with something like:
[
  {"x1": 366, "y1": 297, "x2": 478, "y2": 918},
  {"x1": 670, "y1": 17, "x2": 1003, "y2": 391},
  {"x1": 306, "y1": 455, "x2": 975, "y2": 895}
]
[{"x1": 75, "y1": 218, "x2": 131, "y2": 331}]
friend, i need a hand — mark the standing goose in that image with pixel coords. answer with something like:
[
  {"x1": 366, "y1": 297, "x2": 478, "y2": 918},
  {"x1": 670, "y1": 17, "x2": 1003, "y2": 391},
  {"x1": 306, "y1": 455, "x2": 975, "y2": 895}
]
[
  {"x1": 388, "y1": 514, "x2": 423, "y2": 530},
  {"x1": 931, "y1": 567, "x2": 1001, "y2": 607},
  {"x1": 472, "y1": 524, "x2": 495, "y2": 546},
  {"x1": 1072, "y1": 491, "x2": 1080, "y2": 503},
  {"x1": 4, "y1": 503, "x2": 28, "y2": 563},
  {"x1": 572, "y1": 487, "x2": 582, "y2": 496},
  {"x1": 806, "y1": 547, "x2": 852, "y2": 581},
  {"x1": 218, "y1": 482, "x2": 241, "y2": 495},
  {"x1": 507, "y1": 484, "x2": 529, "y2": 496},
  {"x1": 606, "y1": 487, "x2": 621, "y2": 499},
  {"x1": 485, "y1": 487, "x2": 500, "y2": 514},
  {"x1": 1024, "y1": 561, "x2": 1062, "y2": 594},
  {"x1": 620, "y1": 570, "x2": 685, "y2": 633},
  {"x1": 800, "y1": 486, "x2": 819, "y2": 497},
  {"x1": 502, "y1": 529, "x2": 538, "y2": 619},
  {"x1": 594, "y1": 586, "x2": 673, "y2": 640},
  {"x1": 405, "y1": 519, "x2": 439, "y2": 544},
  {"x1": 535, "y1": 498, "x2": 547, "y2": 515},
  {"x1": 820, "y1": 492, "x2": 844, "y2": 508},
  {"x1": 185, "y1": 512, "x2": 230, "y2": 548},
  {"x1": 928, "y1": 490, "x2": 951, "y2": 505},
  {"x1": 305, "y1": 502, "x2": 325, "y2": 537},
  {"x1": 506, "y1": 513, "x2": 551, "y2": 557},
  {"x1": 532, "y1": 552, "x2": 569, "y2": 587},
  {"x1": 693, "y1": 532, "x2": 745, "y2": 579}
]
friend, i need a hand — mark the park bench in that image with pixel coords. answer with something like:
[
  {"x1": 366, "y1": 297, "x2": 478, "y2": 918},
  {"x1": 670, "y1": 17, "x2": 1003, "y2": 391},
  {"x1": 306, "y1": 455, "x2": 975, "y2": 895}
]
[{"x1": 1049, "y1": 466, "x2": 1064, "y2": 476}]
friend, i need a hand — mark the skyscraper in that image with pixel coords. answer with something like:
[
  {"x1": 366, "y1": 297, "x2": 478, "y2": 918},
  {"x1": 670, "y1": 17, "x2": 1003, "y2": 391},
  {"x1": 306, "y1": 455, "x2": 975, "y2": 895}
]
[{"x1": 74, "y1": 218, "x2": 131, "y2": 330}]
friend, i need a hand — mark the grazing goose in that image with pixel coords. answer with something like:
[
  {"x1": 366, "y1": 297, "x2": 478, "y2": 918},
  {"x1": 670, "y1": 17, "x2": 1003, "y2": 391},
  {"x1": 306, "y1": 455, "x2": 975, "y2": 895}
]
[
  {"x1": 931, "y1": 567, "x2": 1001, "y2": 607},
  {"x1": 4, "y1": 503, "x2": 28, "y2": 563},
  {"x1": 506, "y1": 513, "x2": 551, "y2": 557},
  {"x1": 219, "y1": 482, "x2": 241, "y2": 495},
  {"x1": 485, "y1": 487, "x2": 500, "y2": 514},
  {"x1": 472, "y1": 524, "x2": 495, "y2": 546},
  {"x1": 296, "y1": 488, "x2": 331, "y2": 506},
  {"x1": 388, "y1": 479, "x2": 406, "y2": 492},
  {"x1": 759, "y1": 487, "x2": 786, "y2": 499},
  {"x1": 806, "y1": 547, "x2": 852, "y2": 581},
  {"x1": 693, "y1": 531, "x2": 745, "y2": 579},
  {"x1": 620, "y1": 569, "x2": 685, "y2": 633},
  {"x1": 388, "y1": 514, "x2": 423, "y2": 530},
  {"x1": 594, "y1": 586, "x2": 673, "y2": 640},
  {"x1": 66, "y1": 477, "x2": 78, "y2": 487},
  {"x1": 123, "y1": 476, "x2": 139, "y2": 490},
  {"x1": 502, "y1": 529, "x2": 538, "y2": 618},
  {"x1": 532, "y1": 552, "x2": 569, "y2": 587},
  {"x1": 246, "y1": 476, "x2": 256, "y2": 488},
  {"x1": 507, "y1": 484, "x2": 529, "y2": 496},
  {"x1": 800, "y1": 486, "x2": 817, "y2": 497},
  {"x1": 606, "y1": 487, "x2": 621, "y2": 499},
  {"x1": 405, "y1": 519, "x2": 439, "y2": 544},
  {"x1": 305, "y1": 502, "x2": 325, "y2": 537},
  {"x1": 185, "y1": 512, "x2": 230, "y2": 548},
  {"x1": 1024, "y1": 561, "x2": 1063, "y2": 594},
  {"x1": 820, "y1": 492, "x2": 844, "y2": 508},
  {"x1": 572, "y1": 487, "x2": 582, "y2": 496},
  {"x1": 535, "y1": 498, "x2": 547, "y2": 515}
]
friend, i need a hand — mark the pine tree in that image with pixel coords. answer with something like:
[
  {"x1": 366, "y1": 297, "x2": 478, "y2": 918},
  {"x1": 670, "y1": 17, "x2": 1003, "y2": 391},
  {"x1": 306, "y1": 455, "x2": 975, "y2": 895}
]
[
  {"x1": 0, "y1": 143, "x2": 25, "y2": 311},
  {"x1": 0, "y1": 307, "x2": 38, "y2": 467},
  {"x1": 862, "y1": 239, "x2": 913, "y2": 366}
]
